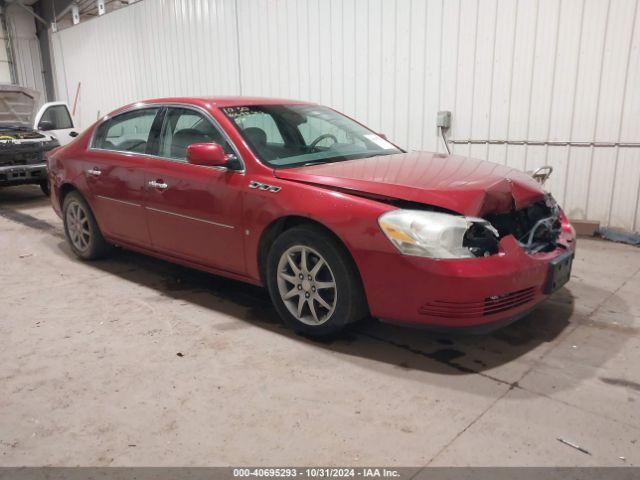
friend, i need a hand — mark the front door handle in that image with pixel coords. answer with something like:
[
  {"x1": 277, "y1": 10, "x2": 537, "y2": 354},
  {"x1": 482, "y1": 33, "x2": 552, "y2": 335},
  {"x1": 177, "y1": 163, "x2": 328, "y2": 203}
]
[
  {"x1": 86, "y1": 167, "x2": 102, "y2": 176},
  {"x1": 148, "y1": 180, "x2": 168, "y2": 190}
]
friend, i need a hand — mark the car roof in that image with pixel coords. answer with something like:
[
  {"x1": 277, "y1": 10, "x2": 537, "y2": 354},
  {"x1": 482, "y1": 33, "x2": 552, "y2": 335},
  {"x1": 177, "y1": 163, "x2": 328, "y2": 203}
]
[
  {"x1": 143, "y1": 96, "x2": 314, "y2": 107},
  {"x1": 107, "y1": 96, "x2": 316, "y2": 119}
]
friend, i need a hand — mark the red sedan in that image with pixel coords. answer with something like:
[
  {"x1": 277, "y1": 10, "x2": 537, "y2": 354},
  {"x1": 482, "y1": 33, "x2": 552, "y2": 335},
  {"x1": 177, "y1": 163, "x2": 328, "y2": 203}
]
[{"x1": 47, "y1": 97, "x2": 576, "y2": 336}]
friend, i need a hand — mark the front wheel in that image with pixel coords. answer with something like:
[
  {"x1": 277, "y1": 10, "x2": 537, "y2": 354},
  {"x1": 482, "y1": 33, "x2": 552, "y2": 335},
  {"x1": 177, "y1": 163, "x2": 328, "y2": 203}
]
[
  {"x1": 266, "y1": 225, "x2": 367, "y2": 337},
  {"x1": 62, "y1": 191, "x2": 111, "y2": 260}
]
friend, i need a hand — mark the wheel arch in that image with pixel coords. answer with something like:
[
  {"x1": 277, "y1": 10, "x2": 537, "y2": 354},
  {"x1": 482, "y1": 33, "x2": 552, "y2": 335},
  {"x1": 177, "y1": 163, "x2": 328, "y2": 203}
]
[
  {"x1": 58, "y1": 182, "x2": 79, "y2": 210},
  {"x1": 257, "y1": 215, "x2": 368, "y2": 310}
]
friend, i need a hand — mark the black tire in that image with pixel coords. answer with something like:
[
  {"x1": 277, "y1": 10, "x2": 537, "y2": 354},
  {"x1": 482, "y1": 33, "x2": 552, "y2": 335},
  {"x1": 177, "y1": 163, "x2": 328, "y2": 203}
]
[
  {"x1": 39, "y1": 179, "x2": 50, "y2": 196},
  {"x1": 62, "y1": 191, "x2": 111, "y2": 260},
  {"x1": 266, "y1": 225, "x2": 368, "y2": 337}
]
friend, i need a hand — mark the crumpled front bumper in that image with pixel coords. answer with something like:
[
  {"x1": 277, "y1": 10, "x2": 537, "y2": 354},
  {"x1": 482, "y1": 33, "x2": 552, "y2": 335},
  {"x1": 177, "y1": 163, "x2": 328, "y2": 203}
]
[{"x1": 358, "y1": 228, "x2": 576, "y2": 329}]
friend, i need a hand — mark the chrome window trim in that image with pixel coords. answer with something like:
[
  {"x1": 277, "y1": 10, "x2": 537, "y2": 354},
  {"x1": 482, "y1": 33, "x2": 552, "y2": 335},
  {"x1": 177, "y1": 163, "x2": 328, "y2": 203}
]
[
  {"x1": 145, "y1": 206, "x2": 235, "y2": 229},
  {"x1": 88, "y1": 102, "x2": 246, "y2": 174}
]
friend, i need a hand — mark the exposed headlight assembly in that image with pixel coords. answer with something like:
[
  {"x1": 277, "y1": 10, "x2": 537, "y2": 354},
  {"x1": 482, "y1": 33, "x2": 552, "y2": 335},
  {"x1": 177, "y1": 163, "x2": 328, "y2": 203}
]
[{"x1": 378, "y1": 210, "x2": 499, "y2": 259}]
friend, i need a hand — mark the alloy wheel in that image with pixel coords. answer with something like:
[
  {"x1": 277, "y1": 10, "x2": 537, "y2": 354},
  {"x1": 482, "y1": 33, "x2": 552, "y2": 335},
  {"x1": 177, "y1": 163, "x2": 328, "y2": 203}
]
[
  {"x1": 276, "y1": 245, "x2": 337, "y2": 325},
  {"x1": 66, "y1": 201, "x2": 91, "y2": 252}
]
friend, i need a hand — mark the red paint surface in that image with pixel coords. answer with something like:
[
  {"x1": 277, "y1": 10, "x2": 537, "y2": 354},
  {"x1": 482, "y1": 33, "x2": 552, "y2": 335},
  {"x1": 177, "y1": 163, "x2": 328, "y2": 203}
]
[{"x1": 48, "y1": 97, "x2": 576, "y2": 329}]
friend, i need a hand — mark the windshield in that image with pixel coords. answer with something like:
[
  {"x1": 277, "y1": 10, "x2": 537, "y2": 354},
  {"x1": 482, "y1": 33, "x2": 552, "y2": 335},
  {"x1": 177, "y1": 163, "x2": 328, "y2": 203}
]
[{"x1": 221, "y1": 104, "x2": 402, "y2": 168}]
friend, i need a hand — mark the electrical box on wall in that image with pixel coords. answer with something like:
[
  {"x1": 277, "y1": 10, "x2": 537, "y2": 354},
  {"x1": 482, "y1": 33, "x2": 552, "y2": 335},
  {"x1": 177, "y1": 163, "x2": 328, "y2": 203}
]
[{"x1": 437, "y1": 111, "x2": 451, "y2": 129}]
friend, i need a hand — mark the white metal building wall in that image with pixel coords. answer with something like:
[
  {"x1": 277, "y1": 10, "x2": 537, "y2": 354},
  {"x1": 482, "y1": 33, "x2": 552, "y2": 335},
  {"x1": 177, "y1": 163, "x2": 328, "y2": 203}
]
[
  {"x1": 50, "y1": 0, "x2": 640, "y2": 232},
  {"x1": 5, "y1": 4, "x2": 46, "y2": 96}
]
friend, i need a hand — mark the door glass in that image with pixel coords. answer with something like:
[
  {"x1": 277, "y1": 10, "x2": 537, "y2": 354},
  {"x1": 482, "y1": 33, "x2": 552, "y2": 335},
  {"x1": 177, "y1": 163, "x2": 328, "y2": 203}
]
[
  {"x1": 158, "y1": 108, "x2": 232, "y2": 161},
  {"x1": 39, "y1": 105, "x2": 73, "y2": 130},
  {"x1": 94, "y1": 108, "x2": 160, "y2": 154}
]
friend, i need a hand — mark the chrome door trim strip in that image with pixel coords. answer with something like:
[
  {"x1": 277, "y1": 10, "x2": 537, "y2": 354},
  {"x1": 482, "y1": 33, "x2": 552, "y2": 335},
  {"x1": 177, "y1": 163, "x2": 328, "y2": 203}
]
[
  {"x1": 145, "y1": 206, "x2": 235, "y2": 229},
  {"x1": 95, "y1": 195, "x2": 141, "y2": 207}
]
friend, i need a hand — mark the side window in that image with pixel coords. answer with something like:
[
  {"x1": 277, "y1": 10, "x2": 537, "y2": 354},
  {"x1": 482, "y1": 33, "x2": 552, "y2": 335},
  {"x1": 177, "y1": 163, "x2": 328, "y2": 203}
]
[
  {"x1": 39, "y1": 105, "x2": 73, "y2": 130},
  {"x1": 158, "y1": 107, "x2": 232, "y2": 161},
  {"x1": 94, "y1": 108, "x2": 160, "y2": 154},
  {"x1": 235, "y1": 112, "x2": 284, "y2": 145}
]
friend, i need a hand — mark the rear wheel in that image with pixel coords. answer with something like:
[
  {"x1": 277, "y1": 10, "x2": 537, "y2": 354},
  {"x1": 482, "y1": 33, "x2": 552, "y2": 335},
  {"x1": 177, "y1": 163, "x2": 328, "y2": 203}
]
[
  {"x1": 62, "y1": 191, "x2": 111, "y2": 260},
  {"x1": 266, "y1": 225, "x2": 367, "y2": 337}
]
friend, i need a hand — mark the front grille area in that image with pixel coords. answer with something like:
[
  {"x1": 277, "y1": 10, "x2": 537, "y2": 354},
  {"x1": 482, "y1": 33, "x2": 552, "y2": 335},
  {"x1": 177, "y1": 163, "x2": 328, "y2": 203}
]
[
  {"x1": 0, "y1": 150, "x2": 41, "y2": 166},
  {"x1": 0, "y1": 141, "x2": 43, "y2": 167},
  {"x1": 484, "y1": 197, "x2": 561, "y2": 253},
  {"x1": 419, "y1": 287, "x2": 537, "y2": 318}
]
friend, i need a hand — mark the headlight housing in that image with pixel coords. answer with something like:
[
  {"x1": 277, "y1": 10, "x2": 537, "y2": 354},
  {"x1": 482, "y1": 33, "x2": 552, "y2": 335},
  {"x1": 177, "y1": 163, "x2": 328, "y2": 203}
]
[{"x1": 378, "y1": 210, "x2": 499, "y2": 259}]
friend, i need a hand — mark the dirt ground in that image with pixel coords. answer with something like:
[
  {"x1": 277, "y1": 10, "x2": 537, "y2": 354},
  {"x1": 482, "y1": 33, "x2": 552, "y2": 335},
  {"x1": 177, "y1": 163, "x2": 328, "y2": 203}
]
[{"x1": 1, "y1": 185, "x2": 639, "y2": 466}]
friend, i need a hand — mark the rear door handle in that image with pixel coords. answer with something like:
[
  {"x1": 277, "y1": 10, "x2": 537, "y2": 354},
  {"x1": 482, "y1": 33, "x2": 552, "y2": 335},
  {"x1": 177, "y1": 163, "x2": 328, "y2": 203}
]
[
  {"x1": 148, "y1": 180, "x2": 168, "y2": 190},
  {"x1": 86, "y1": 167, "x2": 101, "y2": 176}
]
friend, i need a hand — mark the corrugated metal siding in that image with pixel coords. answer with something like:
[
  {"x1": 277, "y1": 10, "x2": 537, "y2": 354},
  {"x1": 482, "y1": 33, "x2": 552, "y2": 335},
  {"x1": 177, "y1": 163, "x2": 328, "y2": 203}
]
[
  {"x1": 51, "y1": 0, "x2": 640, "y2": 231},
  {"x1": 5, "y1": 4, "x2": 46, "y2": 95},
  {"x1": 51, "y1": 0, "x2": 240, "y2": 128}
]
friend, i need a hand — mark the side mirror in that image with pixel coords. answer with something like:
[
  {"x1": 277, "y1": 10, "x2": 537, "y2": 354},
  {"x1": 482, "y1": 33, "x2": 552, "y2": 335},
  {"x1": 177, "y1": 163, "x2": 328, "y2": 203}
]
[
  {"x1": 186, "y1": 142, "x2": 228, "y2": 167},
  {"x1": 38, "y1": 120, "x2": 55, "y2": 131}
]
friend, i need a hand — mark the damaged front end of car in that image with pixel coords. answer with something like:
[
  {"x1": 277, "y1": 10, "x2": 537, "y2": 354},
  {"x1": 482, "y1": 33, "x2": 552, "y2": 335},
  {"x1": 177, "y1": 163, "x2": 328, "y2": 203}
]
[
  {"x1": 483, "y1": 194, "x2": 566, "y2": 255},
  {"x1": 0, "y1": 130, "x2": 59, "y2": 190},
  {"x1": 457, "y1": 194, "x2": 570, "y2": 258},
  {"x1": 377, "y1": 193, "x2": 570, "y2": 260}
]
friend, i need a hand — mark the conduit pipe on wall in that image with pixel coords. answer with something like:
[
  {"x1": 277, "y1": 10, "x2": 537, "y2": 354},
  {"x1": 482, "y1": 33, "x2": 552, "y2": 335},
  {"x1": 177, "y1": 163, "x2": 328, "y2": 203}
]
[{"x1": 448, "y1": 140, "x2": 640, "y2": 148}]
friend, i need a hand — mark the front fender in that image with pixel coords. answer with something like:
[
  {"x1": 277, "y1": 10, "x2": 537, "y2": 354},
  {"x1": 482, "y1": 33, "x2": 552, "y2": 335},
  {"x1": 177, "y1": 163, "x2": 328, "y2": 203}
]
[{"x1": 243, "y1": 176, "x2": 398, "y2": 282}]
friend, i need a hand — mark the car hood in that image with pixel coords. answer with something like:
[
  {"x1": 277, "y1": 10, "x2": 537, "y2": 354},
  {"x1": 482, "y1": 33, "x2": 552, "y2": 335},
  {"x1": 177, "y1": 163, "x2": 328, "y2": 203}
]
[
  {"x1": 274, "y1": 151, "x2": 546, "y2": 216},
  {"x1": 0, "y1": 84, "x2": 40, "y2": 126}
]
